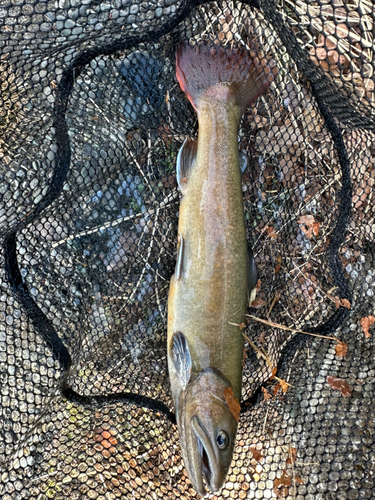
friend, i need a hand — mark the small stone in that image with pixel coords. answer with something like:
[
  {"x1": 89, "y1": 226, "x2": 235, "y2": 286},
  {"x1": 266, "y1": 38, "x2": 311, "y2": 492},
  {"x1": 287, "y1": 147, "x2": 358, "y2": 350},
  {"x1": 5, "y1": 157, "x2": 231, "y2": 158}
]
[
  {"x1": 64, "y1": 19, "x2": 75, "y2": 28},
  {"x1": 40, "y1": 23, "x2": 52, "y2": 32}
]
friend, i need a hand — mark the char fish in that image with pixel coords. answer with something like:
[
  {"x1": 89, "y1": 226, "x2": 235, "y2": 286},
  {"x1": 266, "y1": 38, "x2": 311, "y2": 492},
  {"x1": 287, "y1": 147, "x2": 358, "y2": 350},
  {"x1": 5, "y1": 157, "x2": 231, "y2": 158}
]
[{"x1": 168, "y1": 43, "x2": 276, "y2": 495}]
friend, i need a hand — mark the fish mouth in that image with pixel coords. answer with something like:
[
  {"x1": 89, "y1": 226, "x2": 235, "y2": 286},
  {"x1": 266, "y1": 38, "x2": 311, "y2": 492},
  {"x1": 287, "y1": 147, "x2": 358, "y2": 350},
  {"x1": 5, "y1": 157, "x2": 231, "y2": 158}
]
[{"x1": 191, "y1": 416, "x2": 218, "y2": 494}]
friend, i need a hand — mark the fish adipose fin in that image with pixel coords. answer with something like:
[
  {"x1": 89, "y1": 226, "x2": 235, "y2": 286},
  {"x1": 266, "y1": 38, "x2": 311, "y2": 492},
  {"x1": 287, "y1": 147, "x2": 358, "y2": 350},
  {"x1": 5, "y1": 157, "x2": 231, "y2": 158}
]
[
  {"x1": 177, "y1": 137, "x2": 198, "y2": 192},
  {"x1": 176, "y1": 43, "x2": 277, "y2": 112},
  {"x1": 171, "y1": 331, "x2": 192, "y2": 390}
]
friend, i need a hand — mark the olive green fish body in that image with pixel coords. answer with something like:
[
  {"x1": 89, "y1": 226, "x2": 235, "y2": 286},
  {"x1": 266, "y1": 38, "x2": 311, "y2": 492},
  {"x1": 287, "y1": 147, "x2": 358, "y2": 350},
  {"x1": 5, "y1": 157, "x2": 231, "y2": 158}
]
[
  {"x1": 168, "y1": 98, "x2": 247, "y2": 401},
  {"x1": 168, "y1": 43, "x2": 275, "y2": 495}
]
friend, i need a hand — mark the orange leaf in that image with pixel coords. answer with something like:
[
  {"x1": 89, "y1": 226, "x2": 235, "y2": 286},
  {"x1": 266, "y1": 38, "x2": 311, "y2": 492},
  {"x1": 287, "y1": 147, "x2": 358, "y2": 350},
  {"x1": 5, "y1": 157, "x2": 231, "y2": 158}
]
[
  {"x1": 250, "y1": 447, "x2": 264, "y2": 463},
  {"x1": 251, "y1": 297, "x2": 266, "y2": 308},
  {"x1": 265, "y1": 225, "x2": 277, "y2": 239},
  {"x1": 256, "y1": 279, "x2": 261, "y2": 290},
  {"x1": 262, "y1": 387, "x2": 271, "y2": 401},
  {"x1": 327, "y1": 376, "x2": 352, "y2": 397},
  {"x1": 270, "y1": 366, "x2": 277, "y2": 380},
  {"x1": 238, "y1": 322, "x2": 246, "y2": 330},
  {"x1": 340, "y1": 299, "x2": 351, "y2": 309},
  {"x1": 333, "y1": 297, "x2": 351, "y2": 309},
  {"x1": 224, "y1": 387, "x2": 241, "y2": 422},
  {"x1": 279, "y1": 379, "x2": 289, "y2": 393},
  {"x1": 335, "y1": 341, "x2": 348, "y2": 357},
  {"x1": 273, "y1": 383, "x2": 281, "y2": 396},
  {"x1": 286, "y1": 447, "x2": 297, "y2": 464},
  {"x1": 297, "y1": 215, "x2": 320, "y2": 239},
  {"x1": 274, "y1": 469, "x2": 292, "y2": 496},
  {"x1": 360, "y1": 316, "x2": 375, "y2": 338},
  {"x1": 275, "y1": 264, "x2": 281, "y2": 273}
]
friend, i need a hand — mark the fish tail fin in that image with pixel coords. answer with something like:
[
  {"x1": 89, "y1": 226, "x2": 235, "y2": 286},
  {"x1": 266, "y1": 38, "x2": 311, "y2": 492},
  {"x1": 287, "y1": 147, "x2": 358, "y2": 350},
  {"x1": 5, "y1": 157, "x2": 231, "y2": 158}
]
[{"x1": 176, "y1": 43, "x2": 276, "y2": 112}]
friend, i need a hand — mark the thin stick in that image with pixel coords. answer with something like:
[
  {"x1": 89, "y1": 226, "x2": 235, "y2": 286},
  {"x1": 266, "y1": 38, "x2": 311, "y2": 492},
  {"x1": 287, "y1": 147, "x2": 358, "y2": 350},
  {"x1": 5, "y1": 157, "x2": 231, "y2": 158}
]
[
  {"x1": 127, "y1": 148, "x2": 153, "y2": 194},
  {"x1": 246, "y1": 315, "x2": 338, "y2": 341},
  {"x1": 262, "y1": 407, "x2": 269, "y2": 434},
  {"x1": 290, "y1": 259, "x2": 337, "y2": 304}
]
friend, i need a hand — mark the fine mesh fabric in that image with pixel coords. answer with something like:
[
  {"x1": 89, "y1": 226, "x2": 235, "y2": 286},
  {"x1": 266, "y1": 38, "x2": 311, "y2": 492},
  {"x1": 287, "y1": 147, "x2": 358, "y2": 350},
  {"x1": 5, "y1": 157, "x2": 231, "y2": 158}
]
[{"x1": 0, "y1": 0, "x2": 375, "y2": 499}]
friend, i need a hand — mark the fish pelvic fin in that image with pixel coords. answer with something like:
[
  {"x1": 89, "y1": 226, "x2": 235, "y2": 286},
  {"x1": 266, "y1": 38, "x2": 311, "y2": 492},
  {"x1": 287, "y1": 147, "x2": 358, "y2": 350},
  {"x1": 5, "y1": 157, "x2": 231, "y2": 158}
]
[
  {"x1": 176, "y1": 43, "x2": 277, "y2": 112},
  {"x1": 176, "y1": 137, "x2": 198, "y2": 192}
]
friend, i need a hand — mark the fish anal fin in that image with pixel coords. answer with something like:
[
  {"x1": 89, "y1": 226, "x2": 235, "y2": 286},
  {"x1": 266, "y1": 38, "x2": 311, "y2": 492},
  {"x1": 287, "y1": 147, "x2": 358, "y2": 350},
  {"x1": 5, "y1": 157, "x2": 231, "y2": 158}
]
[
  {"x1": 177, "y1": 138, "x2": 198, "y2": 192},
  {"x1": 171, "y1": 331, "x2": 192, "y2": 390}
]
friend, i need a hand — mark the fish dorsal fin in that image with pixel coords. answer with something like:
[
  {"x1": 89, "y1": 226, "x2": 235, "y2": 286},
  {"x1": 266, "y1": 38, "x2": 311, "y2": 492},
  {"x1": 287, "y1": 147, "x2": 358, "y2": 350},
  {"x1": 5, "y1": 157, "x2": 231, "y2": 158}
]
[
  {"x1": 176, "y1": 138, "x2": 198, "y2": 192},
  {"x1": 171, "y1": 331, "x2": 192, "y2": 390},
  {"x1": 247, "y1": 246, "x2": 258, "y2": 305}
]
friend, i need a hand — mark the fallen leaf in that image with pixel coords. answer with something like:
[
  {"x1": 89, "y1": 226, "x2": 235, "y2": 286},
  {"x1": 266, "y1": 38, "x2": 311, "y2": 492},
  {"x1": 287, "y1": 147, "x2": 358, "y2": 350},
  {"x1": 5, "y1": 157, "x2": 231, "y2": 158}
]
[
  {"x1": 332, "y1": 296, "x2": 351, "y2": 309},
  {"x1": 295, "y1": 475, "x2": 304, "y2": 485},
  {"x1": 251, "y1": 297, "x2": 266, "y2": 308},
  {"x1": 269, "y1": 366, "x2": 277, "y2": 380},
  {"x1": 340, "y1": 299, "x2": 351, "y2": 309},
  {"x1": 275, "y1": 263, "x2": 281, "y2": 273},
  {"x1": 224, "y1": 387, "x2": 241, "y2": 422},
  {"x1": 274, "y1": 486, "x2": 288, "y2": 499},
  {"x1": 360, "y1": 316, "x2": 375, "y2": 338},
  {"x1": 297, "y1": 215, "x2": 320, "y2": 239},
  {"x1": 265, "y1": 225, "x2": 277, "y2": 239},
  {"x1": 279, "y1": 379, "x2": 289, "y2": 393},
  {"x1": 287, "y1": 447, "x2": 297, "y2": 464},
  {"x1": 238, "y1": 322, "x2": 246, "y2": 330},
  {"x1": 327, "y1": 375, "x2": 352, "y2": 397},
  {"x1": 262, "y1": 387, "x2": 271, "y2": 401},
  {"x1": 256, "y1": 279, "x2": 261, "y2": 290},
  {"x1": 335, "y1": 341, "x2": 348, "y2": 357},
  {"x1": 273, "y1": 383, "x2": 281, "y2": 396},
  {"x1": 250, "y1": 447, "x2": 264, "y2": 463},
  {"x1": 274, "y1": 469, "x2": 292, "y2": 496},
  {"x1": 259, "y1": 331, "x2": 267, "y2": 345}
]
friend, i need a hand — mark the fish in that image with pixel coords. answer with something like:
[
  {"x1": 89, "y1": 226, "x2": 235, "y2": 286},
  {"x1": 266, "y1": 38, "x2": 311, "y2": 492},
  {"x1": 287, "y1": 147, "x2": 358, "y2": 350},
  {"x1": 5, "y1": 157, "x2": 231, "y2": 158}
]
[{"x1": 167, "y1": 43, "x2": 276, "y2": 495}]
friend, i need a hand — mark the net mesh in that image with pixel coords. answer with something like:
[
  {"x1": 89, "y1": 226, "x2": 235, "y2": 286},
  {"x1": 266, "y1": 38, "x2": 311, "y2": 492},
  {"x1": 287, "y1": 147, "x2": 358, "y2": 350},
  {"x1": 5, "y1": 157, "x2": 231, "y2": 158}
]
[{"x1": 0, "y1": 0, "x2": 374, "y2": 498}]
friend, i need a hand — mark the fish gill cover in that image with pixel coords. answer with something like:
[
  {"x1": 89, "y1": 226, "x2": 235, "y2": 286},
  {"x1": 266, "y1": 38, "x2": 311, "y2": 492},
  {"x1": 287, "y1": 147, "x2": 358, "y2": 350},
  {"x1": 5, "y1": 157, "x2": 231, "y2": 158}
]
[{"x1": 0, "y1": 1, "x2": 374, "y2": 499}]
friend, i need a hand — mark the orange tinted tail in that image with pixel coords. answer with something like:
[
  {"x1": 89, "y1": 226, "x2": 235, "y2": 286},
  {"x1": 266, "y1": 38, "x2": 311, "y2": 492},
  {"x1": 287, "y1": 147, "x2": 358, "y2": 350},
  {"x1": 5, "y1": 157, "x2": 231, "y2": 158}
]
[{"x1": 176, "y1": 43, "x2": 276, "y2": 112}]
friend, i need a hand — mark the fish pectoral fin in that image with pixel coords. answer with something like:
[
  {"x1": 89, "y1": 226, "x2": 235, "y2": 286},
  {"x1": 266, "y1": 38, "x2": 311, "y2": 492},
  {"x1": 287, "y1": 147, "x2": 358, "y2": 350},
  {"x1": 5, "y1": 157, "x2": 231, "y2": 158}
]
[
  {"x1": 171, "y1": 331, "x2": 192, "y2": 390},
  {"x1": 247, "y1": 246, "x2": 258, "y2": 305},
  {"x1": 177, "y1": 137, "x2": 198, "y2": 192}
]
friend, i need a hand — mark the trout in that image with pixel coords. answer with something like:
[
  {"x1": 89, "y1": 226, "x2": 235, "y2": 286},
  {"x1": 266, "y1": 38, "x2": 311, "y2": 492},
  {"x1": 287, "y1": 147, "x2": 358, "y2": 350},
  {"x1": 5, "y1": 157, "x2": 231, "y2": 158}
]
[{"x1": 167, "y1": 43, "x2": 275, "y2": 495}]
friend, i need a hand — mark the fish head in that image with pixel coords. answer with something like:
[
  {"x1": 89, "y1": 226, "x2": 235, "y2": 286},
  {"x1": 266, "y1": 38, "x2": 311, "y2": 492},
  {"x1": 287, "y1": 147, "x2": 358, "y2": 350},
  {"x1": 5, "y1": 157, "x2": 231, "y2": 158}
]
[{"x1": 177, "y1": 368, "x2": 239, "y2": 495}]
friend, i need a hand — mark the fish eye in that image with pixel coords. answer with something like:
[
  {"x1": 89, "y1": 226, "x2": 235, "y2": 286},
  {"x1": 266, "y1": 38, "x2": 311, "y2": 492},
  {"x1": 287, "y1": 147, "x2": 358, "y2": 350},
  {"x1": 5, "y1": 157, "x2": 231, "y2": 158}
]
[{"x1": 216, "y1": 430, "x2": 229, "y2": 449}]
